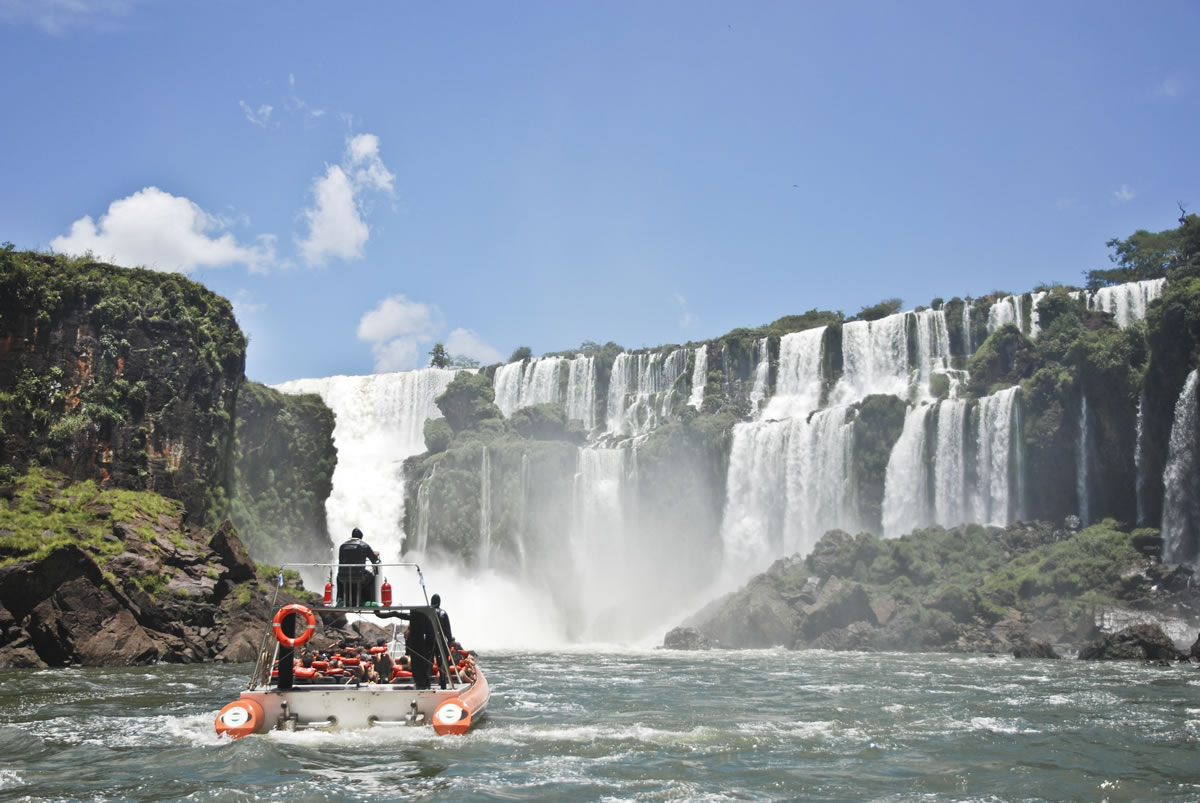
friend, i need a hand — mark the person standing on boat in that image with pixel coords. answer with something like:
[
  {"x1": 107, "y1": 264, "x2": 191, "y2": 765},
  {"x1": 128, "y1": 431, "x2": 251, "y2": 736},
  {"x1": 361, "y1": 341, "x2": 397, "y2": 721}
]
[
  {"x1": 430, "y1": 593, "x2": 453, "y2": 642},
  {"x1": 336, "y1": 527, "x2": 380, "y2": 606}
]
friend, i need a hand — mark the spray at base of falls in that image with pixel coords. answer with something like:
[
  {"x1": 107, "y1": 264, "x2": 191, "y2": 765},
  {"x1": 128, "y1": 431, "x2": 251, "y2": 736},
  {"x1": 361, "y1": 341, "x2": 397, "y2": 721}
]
[{"x1": 1162, "y1": 369, "x2": 1200, "y2": 564}]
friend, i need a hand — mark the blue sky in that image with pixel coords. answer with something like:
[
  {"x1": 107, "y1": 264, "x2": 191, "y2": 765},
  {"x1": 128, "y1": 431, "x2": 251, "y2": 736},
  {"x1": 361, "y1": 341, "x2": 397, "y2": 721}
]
[{"x1": 2, "y1": 1, "x2": 1197, "y2": 384}]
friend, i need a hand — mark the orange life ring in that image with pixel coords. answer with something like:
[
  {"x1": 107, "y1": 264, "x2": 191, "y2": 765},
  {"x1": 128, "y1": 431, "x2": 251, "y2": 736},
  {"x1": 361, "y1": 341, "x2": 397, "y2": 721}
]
[
  {"x1": 272, "y1": 604, "x2": 317, "y2": 648},
  {"x1": 215, "y1": 698, "x2": 265, "y2": 739}
]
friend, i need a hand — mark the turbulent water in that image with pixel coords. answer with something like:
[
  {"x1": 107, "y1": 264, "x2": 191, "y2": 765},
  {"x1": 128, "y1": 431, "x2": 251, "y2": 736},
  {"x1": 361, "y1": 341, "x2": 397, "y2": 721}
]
[{"x1": 3, "y1": 651, "x2": 1198, "y2": 801}]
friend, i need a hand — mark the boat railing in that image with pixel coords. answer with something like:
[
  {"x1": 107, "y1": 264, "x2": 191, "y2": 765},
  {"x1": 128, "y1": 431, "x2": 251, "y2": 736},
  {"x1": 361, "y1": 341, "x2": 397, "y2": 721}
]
[{"x1": 251, "y1": 562, "x2": 466, "y2": 691}]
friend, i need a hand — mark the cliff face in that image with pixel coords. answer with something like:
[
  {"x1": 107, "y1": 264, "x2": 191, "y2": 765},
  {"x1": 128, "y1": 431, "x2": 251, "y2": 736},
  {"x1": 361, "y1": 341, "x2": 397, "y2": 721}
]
[
  {"x1": 0, "y1": 252, "x2": 245, "y2": 526},
  {"x1": 231, "y1": 381, "x2": 337, "y2": 566}
]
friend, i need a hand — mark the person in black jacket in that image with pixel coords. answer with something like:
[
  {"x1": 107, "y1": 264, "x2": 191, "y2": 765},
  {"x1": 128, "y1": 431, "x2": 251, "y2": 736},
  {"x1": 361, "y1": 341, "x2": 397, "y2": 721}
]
[
  {"x1": 336, "y1": 527, "x2": 380, "y2": 606},
  {"x1": 430, "y1": 593, "x2": 453, "y2": 642}
]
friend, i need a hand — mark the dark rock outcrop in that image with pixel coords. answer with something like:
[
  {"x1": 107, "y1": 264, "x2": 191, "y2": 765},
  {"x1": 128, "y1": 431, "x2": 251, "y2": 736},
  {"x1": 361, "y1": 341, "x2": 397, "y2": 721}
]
[
  {"x1": 1012, "y1": 639, "x2": 1061, "y2": 659},
  {"x1": 1077, "y1": 623, "x2": 1185, "y2": 661},
  {"x1": 662, "y1": 626, "x2": 711, "y2": 650}
]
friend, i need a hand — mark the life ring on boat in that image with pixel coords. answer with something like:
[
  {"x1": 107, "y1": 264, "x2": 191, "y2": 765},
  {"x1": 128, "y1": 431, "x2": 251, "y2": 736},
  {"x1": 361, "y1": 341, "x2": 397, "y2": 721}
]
[
  {"x1": 272, "y1": 604, "x2": 317, "y2": 648},
  {"x1": 214, "y1": 698, "x2": 265, "y2": 739},
  {"x1": 432, "y1": 697, "x2": 472, "y2": 736}
]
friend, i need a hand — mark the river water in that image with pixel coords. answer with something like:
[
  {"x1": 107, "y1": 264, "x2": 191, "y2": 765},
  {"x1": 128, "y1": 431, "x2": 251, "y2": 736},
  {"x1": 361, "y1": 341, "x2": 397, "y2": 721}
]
[{"x1": 2, "y1": 649, "x2": 1198, "y2": 801}]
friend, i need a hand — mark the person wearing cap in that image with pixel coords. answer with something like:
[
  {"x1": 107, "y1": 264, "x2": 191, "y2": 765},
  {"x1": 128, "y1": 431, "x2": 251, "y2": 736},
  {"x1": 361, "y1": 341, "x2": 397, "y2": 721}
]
[{"x1": 336, "y1": 527, "x2": 380, "y2": 606}]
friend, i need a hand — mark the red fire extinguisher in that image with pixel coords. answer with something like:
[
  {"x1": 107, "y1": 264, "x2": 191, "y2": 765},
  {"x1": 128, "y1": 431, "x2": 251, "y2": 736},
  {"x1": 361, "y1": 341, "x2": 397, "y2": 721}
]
[
  {"x1": 323, "y1": 581, "x2": 333, "y2": 606},
  {"x1": 381, "y1": 578, "x2": 392, "y2": 607}
]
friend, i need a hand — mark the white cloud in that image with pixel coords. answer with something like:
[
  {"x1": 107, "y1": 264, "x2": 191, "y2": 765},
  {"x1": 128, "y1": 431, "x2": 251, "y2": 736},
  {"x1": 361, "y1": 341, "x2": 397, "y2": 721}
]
[
  {"x1": 297, "y1": 134, "x2": 395, "y2": 267},
  {"x1": 1055, "y1": 198, "x2": 1075, "y2": 209},
  {"x1": 239, "y1": 100, "x2": 274, "y2": 128},
  {"x1": 50, "y1": 186, "x2": 275, "y2": 273},
  {"x1": 673, "y1": 293, "x2": 698, "y2": 329},
  {"x1": 357, "y1": 295, "x2": 441, "y2": 372},
  {"x1": 445, "y1": 328, "x2": 504, "y2": 365},
  {"x1": 1154, "y1": 77, "x2": 1180, "y2": 98},
  {"x1": 231, "y1": 289, "x2": 265, "y2": 316},
  {"x1": 0, "y1": 0, "x2": 142, "y2": 34},
  {"x1": 1112, "y1": 184, "x2": 1135, "y2": 203}
]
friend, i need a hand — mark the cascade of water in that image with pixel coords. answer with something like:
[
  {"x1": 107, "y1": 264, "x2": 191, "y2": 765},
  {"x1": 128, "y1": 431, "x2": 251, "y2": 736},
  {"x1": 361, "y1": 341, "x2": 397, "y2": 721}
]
[
  {"x1": 492, "y1": 357, "x2": 566, "y2": 417},
  {"x1": 1028, "y1": 291, "x2": 1049, "y2": 338},
  {"x1": 962, "y1": 299, "x2": 975, "y2": 355},
  {"x1": 565, "y1": 355, "x2": 596, "y2": 430},
  {"x1": 882, "y1": 404, "x2": 933, "y2": 538},
  {"x1": 606, "y1": 349, "x2": 689, "y2": 436},
  {"x1": 719, "y1": 420, "x2": 790, "y2": 563},
  {"x1": 987, "y1": 295, "x2": 1024, "y2": 334},
  {"x1": 492, "y1": 361, "x2": 525, "y2": 417},
  {"x1": 912, "y1": 309, "x2": 952, "y2": 400},
  {"x1": 1162, "y1": 370, "x2": 1200, "y2": 564},
  {"x1": 748, "y1": 338, "x2": 770, "y2": 415},
  {"x1": 415, "y1": 470, "x2": 432, "y2": 554},
  {"x1": 763, "y1": 327, "x2": 826, "y2": 419},
  {"x1": 479, "y1": 447, "x2": 492, "y2": 569},
  {"x1": 569, "y1": 447, "x2": 629, "y2": 635},
  {"x1": 1077, "y1": 394, "x2": 1090, "y2": 526},
  {"x1": 688, "y1": 345, "x2": 708, "y2": 409},
  {"x1": 833, "y1": 313, "x2": 911, "y2": 404},
  {"x1": 933, "y1": 398, "x2": 969, "y2": 527},
  {"x1": 274, "y1": 368, "x2": 458, "y2": 562},
  {"x1": 1135, "y1": 389, "x2": 1147, "y2": 525},
  {"x1": 783, "y1": 407, "x2": 858, "y2": 556},
  {"x1": 971, "y1": 386, "x2": 1020, "y2": 526},
  {"x1": 1091, "y1": 278, "x2": 1167, "y2": 328}
]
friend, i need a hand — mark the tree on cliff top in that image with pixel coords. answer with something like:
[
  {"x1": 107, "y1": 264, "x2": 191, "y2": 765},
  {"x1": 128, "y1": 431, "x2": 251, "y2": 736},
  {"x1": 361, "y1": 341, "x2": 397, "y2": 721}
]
[
  {"x1": 1086, "y1": 208, "x2": 1200, "y2": 290},
  {"x1": 429, "y1": 343, "x2": 451, "y2": 368}
]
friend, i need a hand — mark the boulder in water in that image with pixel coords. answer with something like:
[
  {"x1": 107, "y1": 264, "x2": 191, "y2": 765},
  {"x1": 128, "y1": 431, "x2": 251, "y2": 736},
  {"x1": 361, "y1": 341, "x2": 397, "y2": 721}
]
[
  {"x1": 1077, "y1": 623, "x2": 1185, "y2": 662},
  {"x1": 662, "y1": 627, "x2": 712, "y2": 650},
  {"x1": 1012, "y1": 638, "x2": 1061, "y2": 659}
]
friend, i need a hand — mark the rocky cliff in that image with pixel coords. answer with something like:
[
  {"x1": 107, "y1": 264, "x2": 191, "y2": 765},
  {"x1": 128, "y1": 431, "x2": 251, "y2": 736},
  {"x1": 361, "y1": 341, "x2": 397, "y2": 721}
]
[
  {"x1": 0, "y1": 469, "x2": 322, "y2": 667},
  {"x1": 0, "y1": 251, "x2": 245, "y2": 526}
]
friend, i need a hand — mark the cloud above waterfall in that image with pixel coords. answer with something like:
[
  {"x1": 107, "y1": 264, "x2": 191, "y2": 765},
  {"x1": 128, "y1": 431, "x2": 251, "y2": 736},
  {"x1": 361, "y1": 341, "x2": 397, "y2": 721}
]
[
  {"x1": 298, "y1": 133, "x2": 394, "y2": 267},
  {"x1": 673, "y1": 293, "x2": 698, "y2": 329},
  {"x1": 1112, "y1": 184, "x2": 1135, "y2": 203},
  {"x1": 357, "y1": 294, "x2": 440, "y2": 371},
  {"x1": 445, "y1": 328, "x2": 504, "y2": 365}
]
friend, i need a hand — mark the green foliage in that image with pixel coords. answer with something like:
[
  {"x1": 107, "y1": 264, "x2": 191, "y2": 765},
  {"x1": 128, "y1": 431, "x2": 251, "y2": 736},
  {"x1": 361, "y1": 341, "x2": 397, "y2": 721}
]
[
  {"x1": 423, "y1": 418, "x2": 453, "y2": 454},
  {"x1": 0, "y1": 466, "x2": 182, "y2": 567},
  {"x1": 967, "y1": 324, "x2": 1037, "y2": 395},
  {"x1": 451, "y1": 354, "x2": 481, "y2": 369},
  {"x1": 849, "y1": 395, "x2": 907, "y2": 532},
  {"x1": 1085, "y1": 212, "x2": 1200, "y2": 290},
  {"x1": 435, "y1": 371, "x2": 503, "y2": 433},
  {"x1": 428, "y1": 343, "x2": 451, "y2": 368},
  {"x1": 230, "y1": 381, "x2": 336, "y2": 566},
  {"x1": 510, "y1": 403, "x2": 584, "y2": 442},
  {"x1": 509, "y1": 346, "x2": 533, "y2": 362},
  {"x1": 852, "y1": 298, "x2": 903, "y2": 322}
]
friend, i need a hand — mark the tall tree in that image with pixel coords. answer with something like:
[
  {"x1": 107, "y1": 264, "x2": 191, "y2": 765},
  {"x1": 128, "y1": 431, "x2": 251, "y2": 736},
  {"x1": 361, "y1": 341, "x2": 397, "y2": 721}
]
[{"x1": 428, "y1": 343, "x2": 450, "y2": 368}]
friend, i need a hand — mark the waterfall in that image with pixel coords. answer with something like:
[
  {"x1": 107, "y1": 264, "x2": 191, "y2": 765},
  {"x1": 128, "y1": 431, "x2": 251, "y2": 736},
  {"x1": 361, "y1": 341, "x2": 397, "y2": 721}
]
[
  {"x1": 933, "y1": 398, "x2": 968, "y2": 527},
  {"x1": 564, "y1": 355, "x2": 596, "y2": 430},
  {"x1": 1090, "y1": 278, "x2": 1167, "y2": 328},
  {"x1": 962, "y1": 299, "x2": 975, "y2": 355},
  {"x1": 515, "y1": 453, "x2": 530, "y2": 573},
  {"x1": 912, "y1": 309, "x2": 952, "y2": 400},
  {"x1": 688, "y1": 345, "x2": 707, "y2": 409},
  {"x1": 833, "y1": 313, "x2": 912, "y2": 403},
  {"x1": 1028, "y1": 291, "x2": 1048, "y2": 338},
  {"x1": 479, "y1": 447, "x2": 492, "y2": 569},
  {"x1": 274, "y1": 368, "x2": 458, "y2": 562},
  {"x1": 569, "y1": 447, "x2": 629, "y2": 636},
  {"x1": 720, "y1": 406, "x2": 857, "y2": 570},
  {"x1": 1077, "y1": 394, "x2": 1090, "y2": 526},
  {"x1": 971, "y1": 387, "x2": 1020, "y2": 526},
  {"x1": 882, "y1": 404, "x2": 932, "y2": 538},
  {"x1": 1135, "y1": 389, "x2": 1147, "y2": 525},
  {"x1": 1162, "y1": 370, "x2": 1200, "y2": 564},
  {"x1": 763, "y1": 327, "x2": 826, "y2": 419},
  {"x1": 748, "y1": 338, "x2": 770, "y2": 415},
  {"x1": 987, "y1": 295, "x2": 1024, "y2": 334},
  {"x1": 415, "y1": 470, "x2": 432, "y2": 554},
  {"x1": 606, "y1": 349, "x2": 689, "y2": 436}
]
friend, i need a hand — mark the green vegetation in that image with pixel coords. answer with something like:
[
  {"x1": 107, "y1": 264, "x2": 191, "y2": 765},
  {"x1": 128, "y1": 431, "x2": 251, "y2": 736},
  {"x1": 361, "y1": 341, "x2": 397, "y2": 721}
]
[
  {"x1": 230, "y1": 381, "x2": 336, "y2": 566},
  {"x1": 435, "y1": 371, "x2": 504, "y2": 432},
  {"x1": 1086, "y1": 209, "x2": 1200, "y2": 289},
  {"x1": 851, "y1": 298, "x2": 903, "y2": 322},
  {"x1": 0, "y1": 466, "x2": 182, "y2": 567},
  {"x1": 428, "y1": 343, "x2": 451, "y2": 368}
]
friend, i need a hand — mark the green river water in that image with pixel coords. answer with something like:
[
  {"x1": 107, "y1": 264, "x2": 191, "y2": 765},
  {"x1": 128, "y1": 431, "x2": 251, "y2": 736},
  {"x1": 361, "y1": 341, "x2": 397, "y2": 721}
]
[{"x1": 1, "y1": 649, "x2": 1197, "y2": 801}]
